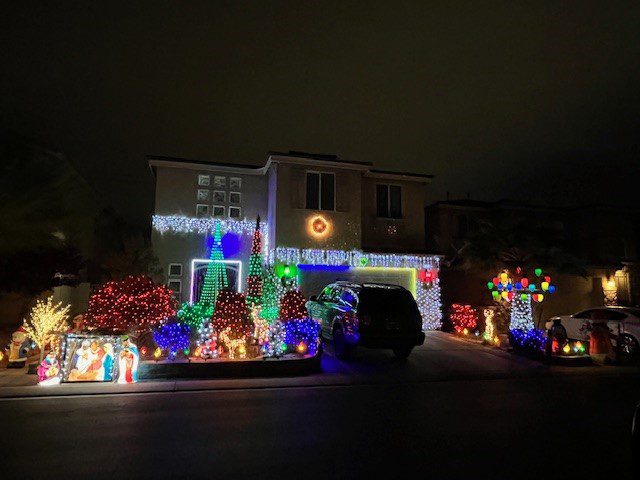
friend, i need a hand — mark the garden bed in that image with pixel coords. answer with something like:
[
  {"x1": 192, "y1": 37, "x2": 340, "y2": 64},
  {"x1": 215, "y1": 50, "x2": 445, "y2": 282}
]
[{"x1": 139, "y1": 351, "x2": 322, "y2": 379}]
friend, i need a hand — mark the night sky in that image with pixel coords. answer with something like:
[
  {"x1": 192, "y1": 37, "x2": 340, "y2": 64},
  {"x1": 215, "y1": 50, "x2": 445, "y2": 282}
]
[{"x1": 2, "y1": 2, "x2": 640, "y2": 227}]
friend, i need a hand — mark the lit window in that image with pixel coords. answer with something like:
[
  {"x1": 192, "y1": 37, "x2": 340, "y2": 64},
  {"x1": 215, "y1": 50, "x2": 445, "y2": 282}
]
[
  {"x1": 376, "y1": 184, "x2": 402, "y2": 218},
  {"x1": 229, "y1": 206, "x2": 241, "y2": 219},
  {"x1": 306, "y1": 172, "x2": 335, "y2": 211},
  {"x1": 198, "y1": 175, "x2": 210, "y2": 187},
  {"x1": 168, "y1": 264, "x2": 183, "y2": 277},
  {"x1": 196, "y1": 204, "x2": 209, "y2": 217}
]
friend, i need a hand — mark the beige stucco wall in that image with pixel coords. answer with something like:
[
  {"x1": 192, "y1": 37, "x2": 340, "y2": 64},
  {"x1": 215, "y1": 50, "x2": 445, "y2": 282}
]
[
  {"x1": 154, "y1": 165, "x2": 268, "y2": 221},
  {"x1": 273, "y1": 163, "x2": 362, "y2": 250},
  {"x1": 361, "y1": 178, "x2": 428, "y2": 252}
]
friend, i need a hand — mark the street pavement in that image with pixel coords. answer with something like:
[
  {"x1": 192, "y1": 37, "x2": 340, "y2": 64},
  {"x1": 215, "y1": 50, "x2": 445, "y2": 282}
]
[{"x1": 1, "y1": 332, "x2": 639, "y2": 478}]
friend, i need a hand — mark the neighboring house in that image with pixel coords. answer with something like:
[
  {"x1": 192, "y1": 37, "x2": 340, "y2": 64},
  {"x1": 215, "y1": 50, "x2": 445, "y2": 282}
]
[
  {"x1": 149, "y1": 151, "x2": 443, "y2": 329},
  {"x1": 426, "y1": 199, "x2": 640, "y2": 321}
]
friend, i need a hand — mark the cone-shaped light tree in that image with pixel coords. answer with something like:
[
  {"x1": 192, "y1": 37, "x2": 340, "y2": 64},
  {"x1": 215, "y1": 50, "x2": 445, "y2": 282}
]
[
  {"x1": 260, "y1": 269, "x2": 280, "y2": 322},
  {"x1": 200, "y1": 221, "x2": 228, "y2": 305},
  {"x1": 245, "y1": 216, "x2": 263, "y2": 307}
]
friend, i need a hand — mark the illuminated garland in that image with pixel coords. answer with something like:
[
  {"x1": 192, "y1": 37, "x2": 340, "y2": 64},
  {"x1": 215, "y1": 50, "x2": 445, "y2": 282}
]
[
  {"x1": 152, "y1": 215, "x2": 269, "y2": 251},
  {"x1": 85, "y1": 276, "x2": 176, "y2": 332},
  {"x1": 270, "y1": 247, "x2": 440, "y2": 270},
  {"x1": 245, "y1": 217, "x2": 263, "y2": 306}
]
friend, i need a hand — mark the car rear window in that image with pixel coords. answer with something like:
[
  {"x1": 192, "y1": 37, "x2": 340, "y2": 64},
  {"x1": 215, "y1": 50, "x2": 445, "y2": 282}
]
[{"x1": 359, "y1": 287, "x2": 418, "y2": 315}]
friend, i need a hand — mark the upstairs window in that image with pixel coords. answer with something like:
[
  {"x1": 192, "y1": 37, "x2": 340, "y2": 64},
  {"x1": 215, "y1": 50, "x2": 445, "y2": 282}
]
[
  {"x1": 306, "y1": 172, "x2": 335, "y2": 211},
  {"x1": 376, "y1": 184, "x2": 402, "y2": 218}
]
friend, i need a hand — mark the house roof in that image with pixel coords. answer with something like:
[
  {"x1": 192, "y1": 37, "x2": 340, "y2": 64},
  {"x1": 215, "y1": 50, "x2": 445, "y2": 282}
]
[
  {"x1": 267, "y1": 150, "x2": 372, "y2": 166},
  {"x1": 148, "y1": 151, "x2": 434, "y2": 181},
  {"x1": 147, "y1": 155, "x2": 268, "y2": 176}
]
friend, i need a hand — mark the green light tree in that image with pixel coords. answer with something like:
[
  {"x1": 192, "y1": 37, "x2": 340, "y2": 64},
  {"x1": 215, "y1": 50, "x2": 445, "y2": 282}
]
[
  {"x1": 260, "y1": 269, "x2": 279, "y2": 323},
  {"x1": 200, "y1": 221, "x2": 228, "y2": 305}
]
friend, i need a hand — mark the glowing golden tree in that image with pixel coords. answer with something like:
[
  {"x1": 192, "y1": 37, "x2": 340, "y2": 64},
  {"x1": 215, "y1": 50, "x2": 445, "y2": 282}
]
[{"x1": 23, "y1": 297, "x2": 70, "y2": 363}]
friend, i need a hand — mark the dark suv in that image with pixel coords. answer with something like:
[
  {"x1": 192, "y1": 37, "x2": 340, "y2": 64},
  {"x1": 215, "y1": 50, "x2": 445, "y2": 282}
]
[{"x1": 306, "y1": 281, "x2": 425, "y2": 359}]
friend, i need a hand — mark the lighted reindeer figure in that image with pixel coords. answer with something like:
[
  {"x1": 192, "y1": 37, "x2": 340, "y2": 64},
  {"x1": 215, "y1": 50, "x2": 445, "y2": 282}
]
[
  {"x1": 251, "y1": 305, "x2": 269, "y2": 346},
  {"x1": 218, "y1": 327, "x2": 247, "y2": 359}
]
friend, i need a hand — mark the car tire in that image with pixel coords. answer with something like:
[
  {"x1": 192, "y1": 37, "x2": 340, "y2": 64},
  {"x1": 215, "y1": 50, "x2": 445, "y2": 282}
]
[
  {"x1": 333, "y1": 326, "x2": 352, "y2": 359},
  {"x1": 393, "y1": 346, "x2": 413, "y2": 359},
  {"x1": 617, "y1": 333, "x2": 639, "y2": 364}
]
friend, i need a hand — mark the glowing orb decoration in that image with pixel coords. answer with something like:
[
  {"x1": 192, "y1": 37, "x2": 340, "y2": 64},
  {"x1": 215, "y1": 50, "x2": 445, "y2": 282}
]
[
  {"x1": 153, "y1": 347, "x2": 162, "y2": 359},
  {"x1": 307, "y1": 215, "x2": 331, "y2": 238},
  {"x1": 296, "y1": 342, "x2": 308, "y2": 354}
]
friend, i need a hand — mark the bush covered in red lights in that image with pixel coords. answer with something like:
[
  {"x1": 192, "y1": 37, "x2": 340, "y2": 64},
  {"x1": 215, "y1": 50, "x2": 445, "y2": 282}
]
[
  {"x1": 212, "y1": 289, "x2": 253, "y2": 340},
  {"x1": 279, "y1": 290, "x2": 307, "y2": 321},
  {"x1": 85, "y1": 275, "x2": 176, "y2": 332},
  {"x1": 449, "y1": 303, "x2": 478, "y2": 333}
]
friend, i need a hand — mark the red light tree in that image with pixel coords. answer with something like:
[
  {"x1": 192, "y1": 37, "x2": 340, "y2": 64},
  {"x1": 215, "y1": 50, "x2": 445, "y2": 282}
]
[
  {"x1": 212, "y1": 289, "x2": 253, "y2": 340},
  {"x1": 279, "y1": 290, "x2": 307, "y2": 322},
  {"x1": 245, "y1": 217, "x2": 263, "y2": 307},
  {"x1": 85, "y1": 275, "x2": 176, "y2": 332}
]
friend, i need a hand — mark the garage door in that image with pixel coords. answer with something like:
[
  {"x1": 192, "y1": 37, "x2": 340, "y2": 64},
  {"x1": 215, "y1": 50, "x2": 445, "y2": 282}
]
[{"x1": 298, "y1": 266, "x2": 416, "y2": 299}]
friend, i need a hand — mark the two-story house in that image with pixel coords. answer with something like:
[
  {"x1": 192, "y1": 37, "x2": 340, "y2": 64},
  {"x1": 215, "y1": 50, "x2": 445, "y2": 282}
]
[{"x1": 149, "y1": 151, "x2": 443, "y2": 329}]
